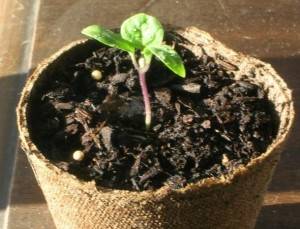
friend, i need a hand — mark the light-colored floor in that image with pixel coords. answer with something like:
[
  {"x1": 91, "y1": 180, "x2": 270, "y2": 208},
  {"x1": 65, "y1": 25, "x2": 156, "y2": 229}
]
[
  {"x1": 0, "y1": 0, "x2": 299, "y2": 228},
  {"x1": 0, "y1": 0, "x2": 40, "y2": 227}
]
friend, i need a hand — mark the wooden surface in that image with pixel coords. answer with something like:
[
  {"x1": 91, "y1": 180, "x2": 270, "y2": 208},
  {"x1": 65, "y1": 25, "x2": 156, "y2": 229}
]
[
  {"x1": 0, "y1": 0, "x2": 40, "y2": 226},
  {"x1": 0, "y1": 0, "x2": 299, "y2": 228}
]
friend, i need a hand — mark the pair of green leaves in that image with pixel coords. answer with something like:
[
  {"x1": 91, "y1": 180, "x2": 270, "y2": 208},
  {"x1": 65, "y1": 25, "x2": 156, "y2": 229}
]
[{"x1": 81, "y1": 13, "x2": 185, "y2": 77}]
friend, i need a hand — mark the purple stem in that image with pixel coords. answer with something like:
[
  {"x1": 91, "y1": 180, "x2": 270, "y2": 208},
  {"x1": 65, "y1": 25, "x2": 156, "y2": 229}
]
[{"x1": 138, "y1": 70, "x2": 151, "y2": 129}]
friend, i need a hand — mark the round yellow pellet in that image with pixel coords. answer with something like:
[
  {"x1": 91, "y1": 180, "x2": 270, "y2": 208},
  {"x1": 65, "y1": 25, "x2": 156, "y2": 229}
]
[
  {"x1": 72, "y1": 150, "x2": 84, "y2": 161},
  {"x1": 91, "y1": 70, "x2": 102, "y2": 81}
]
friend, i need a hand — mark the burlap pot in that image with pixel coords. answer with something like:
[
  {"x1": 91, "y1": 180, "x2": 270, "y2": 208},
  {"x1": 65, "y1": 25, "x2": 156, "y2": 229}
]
[{"x1": 17, "y1": 27, "x2": 294, "y2": 229}]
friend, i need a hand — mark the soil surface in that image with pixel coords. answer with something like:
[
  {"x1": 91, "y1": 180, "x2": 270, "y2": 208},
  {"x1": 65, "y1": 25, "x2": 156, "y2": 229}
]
[{"x1": 28, "y1": 32, "x2": 279, "y2": 191}]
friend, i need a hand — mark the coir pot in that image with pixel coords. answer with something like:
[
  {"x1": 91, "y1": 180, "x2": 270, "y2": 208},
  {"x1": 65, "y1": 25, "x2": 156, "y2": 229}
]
[{"x1": 17, "y1": 27, "x2": 294, "y2": 229}]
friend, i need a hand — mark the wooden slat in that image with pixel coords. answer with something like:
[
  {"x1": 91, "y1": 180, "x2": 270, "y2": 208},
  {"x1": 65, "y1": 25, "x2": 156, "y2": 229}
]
[{"x1": 4, "y1": 0, "x2": 300, "y2": 228}]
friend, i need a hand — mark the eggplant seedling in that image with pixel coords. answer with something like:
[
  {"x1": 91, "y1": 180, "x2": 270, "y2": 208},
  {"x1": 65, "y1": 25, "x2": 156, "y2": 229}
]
[{"x1": 82, "y1": 13, "x2": 186, "y2": 129}]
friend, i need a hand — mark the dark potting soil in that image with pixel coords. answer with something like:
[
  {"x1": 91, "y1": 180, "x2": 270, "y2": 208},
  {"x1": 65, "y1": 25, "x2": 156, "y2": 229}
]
[{"x1": 28, "y1": 32, "x2": 279, "y2": 191}]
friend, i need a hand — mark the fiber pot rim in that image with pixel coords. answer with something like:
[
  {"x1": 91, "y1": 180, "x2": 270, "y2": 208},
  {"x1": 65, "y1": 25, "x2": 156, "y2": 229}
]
[{"x1": 16, "y1": 26, "x2": 295, "y2": 197}]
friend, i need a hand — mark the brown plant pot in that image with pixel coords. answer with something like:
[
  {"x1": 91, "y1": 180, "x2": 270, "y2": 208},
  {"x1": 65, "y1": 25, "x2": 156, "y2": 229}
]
[{"x1": 17, "y1": 27, "x2": 294, "y2": 229}]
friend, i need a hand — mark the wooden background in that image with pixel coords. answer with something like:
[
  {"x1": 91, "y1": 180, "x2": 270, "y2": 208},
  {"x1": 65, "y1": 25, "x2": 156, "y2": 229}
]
[{"x1": 0, "y1": 0, "x2": 299, "y2": 228}]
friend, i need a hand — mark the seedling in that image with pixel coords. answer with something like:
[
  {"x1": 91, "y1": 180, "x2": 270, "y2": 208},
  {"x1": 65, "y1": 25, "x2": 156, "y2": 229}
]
[{"x1": 82, "y1": 13, "x2": 186, "y2": 129}]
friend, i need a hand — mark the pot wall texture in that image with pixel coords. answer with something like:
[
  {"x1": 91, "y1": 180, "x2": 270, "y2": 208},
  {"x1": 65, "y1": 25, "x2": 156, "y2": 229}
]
[{"x1": 17, "y1": 27, "x2": 294, "y2": 229}]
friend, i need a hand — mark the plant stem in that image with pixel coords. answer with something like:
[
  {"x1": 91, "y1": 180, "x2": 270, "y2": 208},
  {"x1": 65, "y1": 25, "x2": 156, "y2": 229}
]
[
  {"x1": 130, "y1": 53, "x2": 139, "y2": 70},
  {"x1": 130, "y1": 53, "x2": 152, "y2": 130},
  {"x1": 138, "y1": 70, "x2": 151, "y2": 130}
]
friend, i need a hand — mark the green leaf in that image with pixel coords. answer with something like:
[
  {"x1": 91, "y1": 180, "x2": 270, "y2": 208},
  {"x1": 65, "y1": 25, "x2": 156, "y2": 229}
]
[
  {"x1": 121, "y1": 13, "x2": 164, "y2": 49},
  {"x1": 81, "y1": 25, "x2": 135, "y2": 53},
  {"x1": 142, "y1": 48, "x2": 153, "y2": 66},
  {"x1": 148, "y1": 45, "x2": 186, "y2": 77}
]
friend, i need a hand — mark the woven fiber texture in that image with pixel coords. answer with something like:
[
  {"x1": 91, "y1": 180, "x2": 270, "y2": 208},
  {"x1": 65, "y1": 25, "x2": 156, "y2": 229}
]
[{"x1": 17, "y1": 27, "x2": 295, "y2": 229}]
